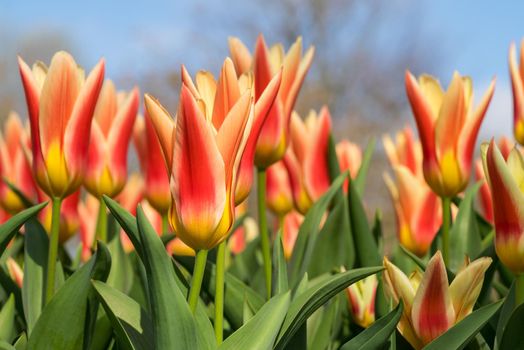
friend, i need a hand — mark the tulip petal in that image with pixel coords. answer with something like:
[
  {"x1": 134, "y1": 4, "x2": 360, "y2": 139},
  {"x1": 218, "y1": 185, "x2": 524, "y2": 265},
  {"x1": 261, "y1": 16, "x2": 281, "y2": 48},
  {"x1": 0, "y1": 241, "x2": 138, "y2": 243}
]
[
  {"x1": 172, "y1": 85, "x2": 226, "y2": 249},
  {"x1": 449, "y1": 257, "x2": 492, "y2": 322},
  {"x1": 418, "y1": 75, "x2": 444, "y2": 120},
  {"x1": 254, "y1": 35, "x2": 273, "y2": 100},
  {"x1": 510, "y1": 42, "x2": 524, "y2": 143},
  {"x1": 195, "y1": 71, "x2": 217, "y2": 121},
  {"x1": 144, "y1": 93, "x2": 176, "y2": 171},
  {"x1": 212, "y1": 58, "x2": 241, "y2": 129},
  {"x1": 284, "y1": 45, "x2": 315, "y2": 118},
  {"x1": 228, "y1": 37, "x2": 253, "y2": 76},
  {"x1": 411, "y1": 251, "x2": 455, "y2": 345},
  {"x1": 93, "y1": 80, "x2": 117, "y2": 136}
]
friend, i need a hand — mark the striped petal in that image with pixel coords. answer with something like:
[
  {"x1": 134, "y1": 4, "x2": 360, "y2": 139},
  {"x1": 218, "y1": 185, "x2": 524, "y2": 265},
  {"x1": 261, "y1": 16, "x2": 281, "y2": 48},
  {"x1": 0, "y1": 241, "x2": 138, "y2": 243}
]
[
  {"x1": 171, "y1": 85, "x2": 226, "y2": 250},
  {"x1": 144, "y1": 93, "x2": 176, "y2": 171},
  {"x1": 411, "y1": 251, "x2": 455, "y2": 345},
  {"x1": 228, "y1": 37, "x2": 253, "y2": 76},
  {"x1": 283, "y1": 44, "x2": 315, "y2": 118},
  {"x1": 93, "y1": 80, "x2": 117, "y2": 136},
  {"x1": 510, "y1": 42, "x2": 524, "y2": 144},
  {"x1": 283, "y1": 150, "x2": 312, "y2": 215},
  {"x1": 212, "y1": 58, "x2": 241, "y2": 129},
  {"x1": 266, "y1": 160, "x2": 293, "y2": 216},
  {"x1": 254, "y1": 35, "x2": 273, "y2": 100}
]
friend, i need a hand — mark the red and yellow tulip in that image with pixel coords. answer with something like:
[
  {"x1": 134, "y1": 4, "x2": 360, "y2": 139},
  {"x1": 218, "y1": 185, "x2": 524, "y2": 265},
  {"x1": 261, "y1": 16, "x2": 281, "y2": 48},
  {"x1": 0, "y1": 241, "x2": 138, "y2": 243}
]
[
  {"x1": 345, "y1": 274, "x2": 377, "y2": 328},
  {"x1": 228, "y1": 202, "x2": 258, "y2": 255},
  {"x1": 383, "y1": 251, "x2": 491, "y2": 349},
  {"x1": 145, "y1": 64, "x2": 254, "y2": 250},
  {"x1": 266, "y1": 160, "x2": 293, "y2": 216},
  {"x1": 282, "y1": 210, "x2": 303, "y2": 260},
  {"x1": 85, "y1": 80, "x2": 139, "y2": 198},
  {"x1": 336, "y1": 140, "x2": 362, "y2": 192},
  {"x1": 229, "y1": 35, "x2": 315, "y2": 168},
  {"x1": 18, "y1": 51, "x2": 105, "y2": 199},
  {"x1": 6, "y1": 258, "x2": 23, "y2": 288},
  {"x1": 510, "y1": 41, "x2": 524, "y2": 144},
  {"x1": 482, "y1": 140, "x2": 524, "y2": 273},
  {"x1": 41, "y1": 190, "x2": 81, "y2": 243},
  {"x1": 383, "y1": 126, "x2": 423, "y2": 179},
  {"x1": 0, "y1": 112, "x2": 39, "y2": 213},
  {"x1": 405, "y1": 71, "x2": 495, "y2": 197}
]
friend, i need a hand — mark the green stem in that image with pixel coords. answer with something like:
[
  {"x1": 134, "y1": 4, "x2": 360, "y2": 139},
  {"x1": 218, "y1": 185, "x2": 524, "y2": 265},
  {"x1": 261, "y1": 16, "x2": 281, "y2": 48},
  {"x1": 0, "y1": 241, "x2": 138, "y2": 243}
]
[
  {"x1": 278, "y1": 215, "x2": 285, "y2": 237},
  {"x1": 161, "y1": 214, "x2": 169, "y2": 234},
  {"x1": 45, "y1": 197, "x2": 63, "y2": 304},
  {"x1": 516, "y1": 274, "x2": 524, "y2": 307},
  {"x1": 441, "y1": 197, "x2": 451, "y2": 266},
  {"x1": 95, "y1": 198, "x2": 108, "y2": 244},
  {"x1": 188, "y1": 249, "x2": 208, "y2": 314},
  {"x1": 215, "y1": 240, "x2": 227, "y2": 344},
  {"x1": 257, "y1": 168, "x2": 271, "y2": 299}
]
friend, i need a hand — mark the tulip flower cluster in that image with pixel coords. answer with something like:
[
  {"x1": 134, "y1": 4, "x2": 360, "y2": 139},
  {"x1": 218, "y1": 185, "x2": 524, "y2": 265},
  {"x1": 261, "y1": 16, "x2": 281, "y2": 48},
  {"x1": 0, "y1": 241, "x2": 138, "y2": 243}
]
[{"x1": 0, "y1": 35, "x2": 522, "y2": 350}]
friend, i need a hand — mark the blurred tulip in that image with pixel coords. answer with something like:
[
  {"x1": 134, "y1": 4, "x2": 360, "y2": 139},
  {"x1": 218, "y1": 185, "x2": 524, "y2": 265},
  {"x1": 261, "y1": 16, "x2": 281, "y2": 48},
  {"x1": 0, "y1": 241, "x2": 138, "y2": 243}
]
[
  {"x1": 282, "y1": 210, "x2": 303, "y2": 260},
  {"x1": 284, "y1": 108, "x2": 332, "y2": 214},
  {"x1": 383, "y1": 251, "x2": 491, "y2": 349},
  {"x1": 84, "y1": 80, "x2": 138, "y2": 198},
  {"x1": 78, "y1": 193, "x2": 98, "y2": 261},
  {"x1": 345, "y1": 274, "x2": 377, "y2": 328},
  {"x1": 481, "y1": 140, "x2": 524, "y2": 273},
  {"x1": 383, "y1": 126, "x2": 423, "y2": 178},
  {"x1": 228, "y1": 201, "x2": 257, "y2": 254},
  {"x1": 384, "y1": 166, "x2": 441, "y2": 257},
  {"x1": 41, "y1": 190, "x2": 80, "y2": 243},
  {"x1": 0, "y1": 112, "x2": 39, "y2": 213},
  {"x1": 229, "y1": 35, "x2": 315, "y2": 168},
  {"x1": 405, "y1": 71, "x2": 495, "y2": 197},
  {"x1": 336, "y1": 140, "x2": 362, "y2": 192},
  {"x1": 266, "y1": 160, "x2": 293, "y2": 216},
  {"x1": 510, "y1": 41, "x2": 524, "y2": 144},
  {"x1": 145, "y1": 76, "x2": 253, "y2": 250},
  {"x1": 133, "y1": 114, "x2": 171, "y2": 214},
  {"x1": 18, "y1": 51, "x2": 105, "y2": 198},
  {"x1": 6, "y1": 258, "x2": 23, "y2": 288},
  {"x1": 475, "y1": 137, "x2": 513, "y2": 223}
]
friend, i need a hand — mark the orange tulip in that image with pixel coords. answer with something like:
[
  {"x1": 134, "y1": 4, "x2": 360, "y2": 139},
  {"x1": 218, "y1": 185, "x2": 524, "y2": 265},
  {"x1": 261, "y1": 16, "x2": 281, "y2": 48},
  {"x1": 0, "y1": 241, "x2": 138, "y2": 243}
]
[
  {"x1": 228, "y1": 202, "x2": 258, "y2": 255},
  {"x1": 482, "y1": 140, "x2": 524, "y2": 273},
  {"x1": 41, "y1": 190, "x2": 80, "y2": 243},
  {"x1": 18, "y1": 51, "x2": 105, "y2": 199},
  {"x1": 78, "y1": 193, "x2": 98, "y2": 261},
  {"x1": 405, "y1": 71, "x2": 495, "y2": 197},
  {"x1": 383, "y1": 126, "x2": 423, "y2": 179},
  {"x1": 85, "y1": 80, "x2": 138, "y2": 198},
  {"x1": 266, "y1": 160, "x2": 293, "y2": 216},
  {"x1": 283, "y1": 108, "x2": 332, "y2": 214},
  {"x1": 383, "y1": 251, "x2": 491, "y2": 349},
  {"x1": 6, "y1": 258, "x2": 23, "y2": 288},
  {"x1": 0, "y1": 112, "x2": 39, "y2": 213},
  {"x1": 229, "y1": 35, "x2": 315, "y2": 168},
  {"x1": 133, "y1": 113, "x2": 171, "y2": 214},
  {"x1": 510, "y1": 41, "x2": 524, "y2": 144},
  {"x1": 282, "y1": 210, "x2": 303, "y2": 260},
  {"x1": 336, "y1": 140, "x2": 362, "y2": 192},
  {"x1": 345, "y1": 274, "x2": 377, "y2": 328},
  {"x1": 145, "y1": 70, "x2": 253, "y2": 250}
]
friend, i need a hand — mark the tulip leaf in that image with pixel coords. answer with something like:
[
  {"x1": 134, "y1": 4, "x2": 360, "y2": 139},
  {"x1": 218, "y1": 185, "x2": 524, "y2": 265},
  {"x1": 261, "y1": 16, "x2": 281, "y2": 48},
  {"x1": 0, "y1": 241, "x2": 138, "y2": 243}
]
[
  {"x1": 27, "y1": 243, "x2": 111, "y2": 350},
  {"x1": 136, "y1": 206, "x2": 201, "y2": 349},
  {"x1": 106, "y1": 215, "x2": 134, "y2": 293},
  {"x1": 2, "y1": 179, "x2": 35, "y2": 209},
  {"x1": 0, "y1": 294, "x2": 15, "y2": 343},
  {"x1": 92, "y1": 280, "x2": 154, "y2": 350},
  {"x1": 219, "y1": 292, "x2": 290, "y2": 350},
  {"x1": 354, "y1": 137, "x2": 376, "y2": 196},
  {"x1": 309, "y1": 297, "x2": 340, "y2": 350},
  {"x1": 0, "y1": 266, "x2": 23, "y2": 323},
  {"x1": 13, "y1": 333, "x2": 26, "y2": 350},
  {"x1": 0, "y1": 202, "x2": 47, "y2": 255},
  {"x1": 22, "y1": 219, "x2": 48, "y2": 335},
  {"x1": 228, "y1": 236, "x2": 261, "y2": 283},
  {"x1": 289, "y1": 172, "x2": 348, "y2": 287},
  {"x1": 449, "y1": 182, "x2": 482, "y2": 272},
  {"x1": 424, "y1": 300, "x2": 503, "y2": 350},
  {"x1": 341, "y1": 301, "x2": 403, "y2": 349},
  {"x1": 0, "y1": 341, "x2": 15, "y2": 350},
  {"x1": 275, "y1": 266, "x2": 383, "y2": 349},
  {"x1": 272, "y1": 232, "x2": 289, "y2": 296},
  {"x1": 496, "y1": 282, "x2": 515, "y2": 348},
  {"x1": 499, "y1": 300, "x2": 524, "y2": 349}
]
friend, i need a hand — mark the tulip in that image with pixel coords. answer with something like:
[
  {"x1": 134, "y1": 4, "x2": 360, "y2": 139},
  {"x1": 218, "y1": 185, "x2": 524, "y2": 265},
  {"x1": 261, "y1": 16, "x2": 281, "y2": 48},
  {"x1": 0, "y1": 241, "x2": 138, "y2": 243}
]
[
  {"x1": 41, "y1": 190, "x2": 80, "y2": 243},
  {"x1": 133, "y1": 114, "x2": 171, "y2": 217},
  {"x1": 78, "y1": 193, "x2": 98, "y2": 262},
  {"x1": 18, "y1": 51, "x2": 104, "y2": 303},
  {"x1": 481, "y1": 141, "x2": 524, "y2": 276},
  {"x1": 405, "y1": 71, "x2": 494, "y2": 264},
  {"x1": 282, "y1": 210, "x2": 303, "y2": 260},
  {"x1": 345, "y1": 274, "x2": 377, "y2": 328},
  {"x1": 266, "y1": 160, "x2": 293, "y2": 217},
  {"x1": 383, "y1": 126, "x2": 423, "y2": 179},
  {"x1": 383, "y1": 251, "x2": 491, "y2": 349},
  {"x1": 336, "y1": 140, "x2": 362, "y2": 193},
  {"x1": 384, "y1": 166, "x2": 441, "y2": 257},
  {"x1": 0, "y1": 112, "x2": 39, "y2": 213},
  {"x1": 85, "y1": 80, "x2": 139, "y2": 198},
  {"x1": 475, "y1": 137, "x2": 512, "y2": 224},
  {"x1": 284, "y1": 108, "x2": 332, "y2": 214},
  {"x1": 6, "y1": 258, "x2": 23, "y2": 288},
  {"x1": 510, "y1": 41, "x2": 524, "y2": 144},
  {"x1": 228, "y1": 217, "x2": 258, "y2": 255}
]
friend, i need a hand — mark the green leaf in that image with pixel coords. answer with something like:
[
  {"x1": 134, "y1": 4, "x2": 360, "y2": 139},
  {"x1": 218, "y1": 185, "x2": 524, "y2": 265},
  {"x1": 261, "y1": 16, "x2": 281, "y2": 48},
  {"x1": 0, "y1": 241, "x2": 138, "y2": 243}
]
[
  {"x1": 341, "y1": 301, "x2": 403, "y2": 349},
  {"x1": 499, "y1": 301, "x2": 524, "y2": 349},
  {"x1": 219, "y1": 292, "x2": 290, "y2": 350},
  {"x1": 353, "y1": 138, "x2": 376, "y2": 196},
  {"x1": 309, "y1": 298, "x2": 339, "y2": 350},
  {"x1": 22, "y1": 219, "x2": 48, "y2": 335},
  {"x1": 227, "y1": 237, "x2": 261, "y2": 283},
  {"x1": 449, "y1": 182, "x2": 482, "y2": 272},
  {"x1": 106, "y1": 215, "x2": 134, "y2": 293},
  {"x1": 13, "y1": 333, "x2": 27, "y2": 350},
  {"x1": 496, "y1": 282, "x2": 515, "y2": 348},
  {"x1": 0, "y1": 202, "x2": 47, "y2": 255},
  {"x1": 276, "y1": 266, "x2": 383, "y2": 349},
  {"x1": 135, "y1": 206, "x2": 199, "y2": 349},
  {"x1": 272, "y1": 232, "x2": 288, "y2": 296},
  {"x1": 2, "y1": 179, "x2": 34, "y2": 209},
  {"x1": 0, "y1": 266, "x2": 23, "y2": 323},
  {"x1": 0, "y1": 294, "x2": 15, "y2": 343},
  {"x1": 27, "y1": 243, "x2": 112, "y2": 350},
  {"x1": 104, "y1": 195, "x2": 143, "y2": 259},
  {"x1": 0, "y1": 341, "x2": 16, "y2": 350},
  {"x1": 289, "y1": 172, "x2": 348, "y2": 287},
  {"x1": 92, "y1": 280, "x2": 154, "y2": 350},
  {"x1": 423, "y1": 300, "x2": 503, "y2": 350}
]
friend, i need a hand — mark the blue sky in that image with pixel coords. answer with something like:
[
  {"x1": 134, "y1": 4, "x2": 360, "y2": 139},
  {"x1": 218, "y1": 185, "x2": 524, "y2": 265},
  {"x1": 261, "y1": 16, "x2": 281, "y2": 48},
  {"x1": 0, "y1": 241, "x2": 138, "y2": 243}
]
[{"x1": 1, "y1": 0, "x2": 523, "y2": 139}]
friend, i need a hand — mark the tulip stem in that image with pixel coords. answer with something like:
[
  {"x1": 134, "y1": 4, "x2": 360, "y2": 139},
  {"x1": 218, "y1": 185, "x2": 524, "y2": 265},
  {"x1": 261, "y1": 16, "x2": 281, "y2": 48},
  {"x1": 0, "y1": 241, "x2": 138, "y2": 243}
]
[
  {"x1": 96, "y1": 198, "x2": 108, "y2": 244},
  {"x1": 441, "y1": 197, "x2": 451, "y2": 265},
  {"x1": 257, "y1": 168, "x2": 271, "y2": 299},
  {"x1": 188, "y1": 249, "x2": 208, "y2": 314},
  {"x1": 161, "y1": 214, "x2": 169, "y2": 234},
  {"x1": 45, "y1": 197, "x2": 63, "y2": 304},
  {"x1": 516, "y1": 274, "x2": 524, "y2": 307},
  {"x1": 215, "y1": 240, "x2": 227, "y2": 344}
]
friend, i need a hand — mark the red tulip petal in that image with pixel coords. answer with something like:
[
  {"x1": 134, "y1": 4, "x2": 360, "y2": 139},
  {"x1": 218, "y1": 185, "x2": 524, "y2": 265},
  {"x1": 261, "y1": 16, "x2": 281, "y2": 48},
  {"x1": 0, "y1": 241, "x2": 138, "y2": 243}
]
[
  {"x1": 144, "y1": 93, "x2": 176, "y2": 171},
  {"x1": 212, "y1": 58, "x2": 241, "y2": 129}
]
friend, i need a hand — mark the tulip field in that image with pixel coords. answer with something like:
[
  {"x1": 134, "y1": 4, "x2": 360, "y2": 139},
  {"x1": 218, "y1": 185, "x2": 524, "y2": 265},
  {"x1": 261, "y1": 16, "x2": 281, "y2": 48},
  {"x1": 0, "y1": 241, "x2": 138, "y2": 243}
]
[{"x1": 0, "y1": 33, "x2": 523, "y2": 349}]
